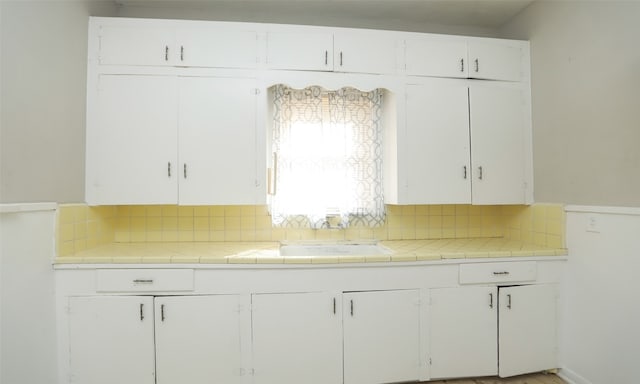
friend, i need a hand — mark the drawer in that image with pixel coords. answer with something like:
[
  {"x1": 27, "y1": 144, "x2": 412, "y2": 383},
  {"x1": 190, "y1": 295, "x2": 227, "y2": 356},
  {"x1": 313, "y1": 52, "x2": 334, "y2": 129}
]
[
  {"x1": 459, "y1": 262, "x2": 537, "y2": 284},
  {"x1": 96, "y1": 269, "x2": 194, "y2": 292}
]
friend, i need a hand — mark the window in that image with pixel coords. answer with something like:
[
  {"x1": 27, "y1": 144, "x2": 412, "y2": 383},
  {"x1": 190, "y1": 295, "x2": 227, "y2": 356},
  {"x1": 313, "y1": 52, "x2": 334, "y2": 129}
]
[{"x1": 269, "y1": 85, "x2": 385, "y2": 228}]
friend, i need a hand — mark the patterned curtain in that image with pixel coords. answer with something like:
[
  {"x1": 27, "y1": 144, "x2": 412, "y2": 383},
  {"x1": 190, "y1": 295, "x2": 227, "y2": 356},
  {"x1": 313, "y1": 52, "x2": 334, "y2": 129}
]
[{"x1": 270, "y1": 85, "x2": 385, "y2": 228}]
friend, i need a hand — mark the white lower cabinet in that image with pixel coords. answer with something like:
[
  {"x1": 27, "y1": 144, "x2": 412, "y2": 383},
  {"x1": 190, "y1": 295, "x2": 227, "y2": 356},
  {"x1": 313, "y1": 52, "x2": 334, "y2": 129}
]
[
  {"x1": 68, "y1": 295, "x2": 244, "y2": 384},
  {"x1": 343, "y1": 290, "x2": 421, "y2": 384},
  {"x1": 251, "y1": 292, "x2": 343, "y2": 384},
  {"x1": 429, "y1": 284, "x2": 558, "y2": 379}
]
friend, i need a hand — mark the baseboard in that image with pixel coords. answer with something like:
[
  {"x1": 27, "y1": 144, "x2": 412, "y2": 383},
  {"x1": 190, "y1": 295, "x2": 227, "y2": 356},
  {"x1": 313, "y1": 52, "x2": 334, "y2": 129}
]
[{"x1": 558, "y1": 367, "x2": 593, "y2": 384}]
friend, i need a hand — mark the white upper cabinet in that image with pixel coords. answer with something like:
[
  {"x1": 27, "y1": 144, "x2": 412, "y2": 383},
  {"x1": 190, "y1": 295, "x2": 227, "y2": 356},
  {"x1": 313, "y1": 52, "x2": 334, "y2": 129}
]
[
  {"x1": 405, "y1": 37, "x2": 525, "y2": 81},
  {"x1": 97, "y1": 23, "x2": 258, "y2": 68},
  {"x1": 333, "y1": 32, "x2": 398, "y2": 74},
  {"x1": 266, "y1": 31, "x2": 334, "y2": 71}
]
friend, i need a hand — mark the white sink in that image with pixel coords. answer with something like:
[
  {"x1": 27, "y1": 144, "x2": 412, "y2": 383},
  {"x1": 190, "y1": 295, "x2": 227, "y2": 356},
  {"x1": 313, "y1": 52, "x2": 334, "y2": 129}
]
[{"x1": 279, "y1": 242, "x2": 392, "y2": 256}]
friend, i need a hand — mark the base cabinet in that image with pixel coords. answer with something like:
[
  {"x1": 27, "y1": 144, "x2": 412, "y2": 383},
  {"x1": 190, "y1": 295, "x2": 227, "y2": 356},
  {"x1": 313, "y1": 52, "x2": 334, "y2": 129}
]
[
  {"x1": 68, "y1": 295, "x2": 244, "y2": 384},
  {"x1": 429, "y1": 284, "x2": 558, "y2": 379}
]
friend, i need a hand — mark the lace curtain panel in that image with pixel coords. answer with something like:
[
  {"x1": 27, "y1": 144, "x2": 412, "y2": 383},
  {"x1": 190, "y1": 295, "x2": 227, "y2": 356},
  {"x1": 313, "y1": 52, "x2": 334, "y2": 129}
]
[{"x1": 270, "y1": 85, "x2": 385, "y2": 228}]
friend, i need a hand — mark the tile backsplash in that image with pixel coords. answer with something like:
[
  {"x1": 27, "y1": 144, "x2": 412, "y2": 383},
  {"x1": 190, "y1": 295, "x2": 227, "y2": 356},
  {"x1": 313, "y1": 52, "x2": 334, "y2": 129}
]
[{"x1": 56, "y1": 203, "x2": 565, "y2": 256}]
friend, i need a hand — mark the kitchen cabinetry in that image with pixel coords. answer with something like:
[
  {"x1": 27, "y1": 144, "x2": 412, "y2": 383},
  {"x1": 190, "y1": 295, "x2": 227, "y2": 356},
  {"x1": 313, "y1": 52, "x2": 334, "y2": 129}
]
[
  {"x1": 98, "y1": 23, "x2": 258, "y2": 68},
  {"x1": 429, "y1": 284, "x2": 558, "y2": 379},
  {"x1": 343, "y1": 290, "x2": 421, "y2": 384},
  {"x1": 402, "y1": 80, "x2": 528, "y2": 205},
  {"x1": 68, "y1": 295, "x2": 244, "y2": 384},
  {"x1": 251, "y1": 292, "x2": 342, "y2": 384},
  {"x1": 266, "y1": 30, "x2": 397, "y2": 74},
  {"x1": 86, "y1": 74, "x2": 261, "y2": 205},
  {"x1": 406, "y1": 37, "x2": 523, "y2": 81}
]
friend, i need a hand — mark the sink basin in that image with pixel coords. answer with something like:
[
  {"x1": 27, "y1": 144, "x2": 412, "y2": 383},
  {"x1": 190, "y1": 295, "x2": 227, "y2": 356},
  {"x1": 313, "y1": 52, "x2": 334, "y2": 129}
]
[{"x1": 279, "y1": 242, "x2": 392, "y2": 256}]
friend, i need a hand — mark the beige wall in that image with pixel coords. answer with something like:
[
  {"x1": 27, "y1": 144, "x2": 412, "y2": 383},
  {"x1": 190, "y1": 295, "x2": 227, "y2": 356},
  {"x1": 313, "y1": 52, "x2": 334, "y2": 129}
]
[
  {"x1": 501, "y1": 1, "x2": 640, "y2": 207},
  {"x1": 0, "y1": 1, "x2": 116, "y2": 203}
]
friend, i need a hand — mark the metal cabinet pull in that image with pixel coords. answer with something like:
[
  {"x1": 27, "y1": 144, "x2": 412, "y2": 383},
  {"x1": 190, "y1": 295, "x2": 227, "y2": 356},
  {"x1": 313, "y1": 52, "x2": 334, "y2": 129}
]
[
  {"x1": 350, "y1": 300, "x2": 354, "y2": 316},
  {"x1": 493, "y1": 271, "x2": 510, "y2": 276},
  {"x1": 489, "y1": 293, "x2": 493, "y2": 308},
  {"x1": 460, "y1": 58, "x2": 464, "y2": 72},
  {"x1": 463, "y1": 165, "x2": 467, "y2": 179},
  {"x1": 475, "y1": 58, "x2": 479, "y2": 72},
  {"x1": 168, "y1": 162, "x2": 171, "y2": 177},
  {"x1": 180, "y1": 46, "x2": 184, "y2": 61},
  {"x1": 340, "y1": 52, "x2": 343, "y2": 66},
  {"x1": 165, "y1": 46, "x2": 169, "y2": 61},
  {"x1": 325, "y1": 50, "x2": 328, "y2": 65},
  {"x1": 140, "y1": 303, "x2": 144, "y2": 321},
  {"x1": 183, "y1": 163, "x2": 187, "y2": 179},
  {"x1": 161, "y1": 304, "x2": 166, "y2": 322},
  {"x1": 333, "y1": 298, "x2": 336, "y2": 314},
  {"x1": 478, "y1": 166, "x2": 483, "y2": 180},
  {"x1": 507, "y1": 294, "x2": 512, "y2": 309},
  {"x1": 133, "y1": 279, "x2": 153, "y2": 284}
]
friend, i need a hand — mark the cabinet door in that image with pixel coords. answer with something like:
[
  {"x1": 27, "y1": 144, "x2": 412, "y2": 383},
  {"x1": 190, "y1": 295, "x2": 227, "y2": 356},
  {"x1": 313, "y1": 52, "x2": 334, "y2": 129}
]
[
  {"x1": 405, "y1": 38, "x2": 468, "y2": 78},
  {"x1": 251, "y1": 292, "x2": 342, "y2": 384},
  {"x1": 68, "y1": 296, "x2": 155, "y2": 384},
  {"x1": 155, "y1": 295, "x2": 244, "y2": 384},
  {"x1": 405, "y1": 82, "x2": 471, "y2": 204},
  {"x1": 499, "y1": 284, "x2": 558, "y2": 377},
  {"x1": 343, "y1": 290, "x2": 420, "y2": 384},
  {"x1": 266, "y1": 31, "x2": 333, "y2": 71},
  {"x1": 469, "y1": 84, "x2": 527, "y2": 204},
  {"x1": 98, "y1": 25, "x2": 176, "y2": 66},
  {"x1": 177, "y1": 27, "x2": 258, "y2": 69},
  {"x1": 334, "y1": 33, "x2": 397, "y2": 74},
  {"x1": 429, "y1": 287, "x2": 498, "y2": 379},
  {"x1": 177, "y1": 77, "x2": 259, "y2": 205},
  {"x1": 468, "y1": 41, "x2": 523, "y2": 82},
  {"x1": 86, "y1": 75, "x2": 178, "y2": 205}
]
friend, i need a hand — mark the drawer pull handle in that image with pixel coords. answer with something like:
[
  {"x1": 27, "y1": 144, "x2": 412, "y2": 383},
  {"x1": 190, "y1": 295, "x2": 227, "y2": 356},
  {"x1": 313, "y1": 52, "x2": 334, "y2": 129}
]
[
  {"x1": 140, "y1": 303, "x2": 144, "y2": 321},
  {"x1": 133, "y1": 279, "x2": 154, "y2": 284},
  {"x1": 489, "y1": 292, "x2": 493, "y2": 308},
  {"x1": 493, "y1": 271, "x2": 510, "y2": 275},
  {"x1": 350, "y1": 299, "x2": 354, "y2": 317},
  {"x1": 161, "y1": 304, "x2": 166, "y2": 322},
  {"x1": 507, "y1": 293, "x2": 512, "y2": 309}
]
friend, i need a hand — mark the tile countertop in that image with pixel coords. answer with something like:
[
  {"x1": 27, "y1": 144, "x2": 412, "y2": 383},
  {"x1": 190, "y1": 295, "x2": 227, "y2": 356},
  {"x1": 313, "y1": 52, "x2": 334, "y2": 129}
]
[{"x1": 54, "y1": 238, "x2": 567, "y2": 265}]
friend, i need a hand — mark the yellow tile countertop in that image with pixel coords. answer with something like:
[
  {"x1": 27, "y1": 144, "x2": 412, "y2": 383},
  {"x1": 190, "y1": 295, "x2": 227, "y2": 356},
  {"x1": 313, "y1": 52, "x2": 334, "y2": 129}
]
[{"x1": 54, "y1": 238, "x2": 567, "y2": 265}]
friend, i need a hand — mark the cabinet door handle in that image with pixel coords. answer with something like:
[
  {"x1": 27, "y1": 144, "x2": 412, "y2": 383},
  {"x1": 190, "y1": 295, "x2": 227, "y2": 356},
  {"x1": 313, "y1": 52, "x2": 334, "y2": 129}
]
[
  {"x1": 340, "y1": 51, "x2": 343, "y2": 66},
  {"x1": 489, "y1": 293, "x2": 493, "y2": 308},
  {"x1": 333, "y1": 298, "x2": 336, "y2": 314},
  {"x1": 180, "y1": 45, "x2": 184, "y2": 61},
  {"x1": 140, "y1": 303, "x2": 144, "y2": 321},
  {"x1": 463, "y1": 165, "x2": 467, "y2": 179},
  {"x1": 168, "y1": 162, "x2": 172, "y2": 177},
  {"x1": 165, "y1": 46, "x2": 169, "y2": 61},
  {"x1": 350, "y1": 299, "x2": 354, "y2": 316},
  {"x1": 161, "y1": 304, "x2": 166, "y2": 322},
  {"x1": 325, "y1": 50, "x2": 328, "y2": 65},
  {"x1": 460, "y1": 58, "x2": 464, "y2": 72},
  {"x1": 475, "y1": 58, "x2": 479, "y2": 72},
  {"x1": 183, "y1": 163, "x2": 187, "y2": 179},
  {"x1": 507, "y1": 294, "x2": 512, "y2": 309},
  {"x1": 478, "y1": 166, "x2": 483, "y2": 180}
]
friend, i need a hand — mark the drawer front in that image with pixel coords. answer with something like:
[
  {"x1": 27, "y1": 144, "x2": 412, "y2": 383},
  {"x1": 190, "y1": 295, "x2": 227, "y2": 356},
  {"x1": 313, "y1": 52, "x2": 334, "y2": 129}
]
[
  {"x1": 459, "y1": 262, "x2": 537, "y2": 284},
  {"x1": 96, "y1": 269, "x2": 194, "y2": 292}
]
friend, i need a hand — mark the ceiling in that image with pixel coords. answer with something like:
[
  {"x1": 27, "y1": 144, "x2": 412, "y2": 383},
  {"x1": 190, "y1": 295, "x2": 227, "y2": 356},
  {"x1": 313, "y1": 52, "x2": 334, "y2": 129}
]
[{"x1": 114, "y1": 0, "x2": 536, "y2": 29}]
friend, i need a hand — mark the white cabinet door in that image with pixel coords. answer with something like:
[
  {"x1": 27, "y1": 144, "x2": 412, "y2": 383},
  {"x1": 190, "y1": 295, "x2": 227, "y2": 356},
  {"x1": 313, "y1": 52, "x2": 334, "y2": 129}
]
[
  {"x1": 86, "y1": 75, "x2": 178, "y2": 205},
  {"x1": 469, "y1": 84, "x2": 527, "y2": 204},
  {"x1": 251, "y1": 292, "x2": 342, "y2": 384},
  {"x1": 405, "y1": 82, "x2": 471, "y2": 204},
  {"x1": 343, "y1": 290, "x2": 420, "y2": 384},
  {"x1": 499, "y1": 284, "x2": 558, "y2": 377},
  {"x1": 68, "y1": 296, "x2": 155, "y2": 384},
  {"x1": 405, "y1": 38, "x2": 468, "y2": 78},
  {"x1": 177, "y1": 27, "x2": 258, "y2": 69},
  {"x1": 468, "y1": 41, "x2": 523, "y2": 82},
  {"x1": 154, "y1": 295, "x2": 244, "y2": 384},
  {"x1": 177, "y1": 77, "x2": 259, "y2": 205},
  {"x1": 334, "y1": 33, "x2": 397, "y2": 74},
  {"x1": 429, "y1": 287, "x2": 498, "y2": 379},
  {"x1": 266, "y1": 31, "x2": 333, "y2": 71},
  {"x1": 98, "y1": 25, "x2": 176, "y2": 66}
]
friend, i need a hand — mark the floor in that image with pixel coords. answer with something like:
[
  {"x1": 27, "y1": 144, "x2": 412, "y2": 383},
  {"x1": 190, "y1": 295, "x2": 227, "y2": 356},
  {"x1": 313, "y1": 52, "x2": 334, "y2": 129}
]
[{"x1": 425, "y1": 372, "x2": 566, "y2": 384}]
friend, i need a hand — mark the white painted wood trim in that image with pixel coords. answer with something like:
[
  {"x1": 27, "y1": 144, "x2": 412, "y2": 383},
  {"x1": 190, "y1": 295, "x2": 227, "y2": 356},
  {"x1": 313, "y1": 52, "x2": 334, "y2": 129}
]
[
  {"x1": 565, "y1": 205, "x2": 640, "y2": 216},
  {"x1": 0, "y1": 202, "x2": 57, "y2": 213},
  {"x1": 558, "y1": 367, "x2": 594, "y2": 384}
]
